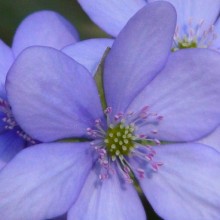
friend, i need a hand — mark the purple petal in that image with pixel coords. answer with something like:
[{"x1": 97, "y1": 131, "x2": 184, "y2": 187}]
[
  {"x1": 198, "y1": 126, "x2": 220, "y2": 152},
  {"x1": 0, "y1": 131, "x2": 25, "y2": 170},
  {"x1": 149, "y1": 0, "x2": 220, "y2": 28},
  {"x1": 0, "y1": 40, "x2": 14, "y2": 94},
  {"x1": 62, "y1": 38, "x2": 113, "y2": 75},
  {"x1": 68, "y1": 167, "x2": 146, "y2": 220},
  {"x1": 0, "y1": 142, "x2": 93, "y2": 220},
  {"x1": 138, "y1": 143, "x2": 220, "y2": 220},
  {"x1": 104, "y1": 2, "x2": 176, "y2": 114},
  {"x1": 78, "y1": 0, "x2": 146, "y2": 36},
  {"x1": 129, "y1": 49, "x2": 220, "y2": 141},
  {"x1": 12, "y1": 10, "x2": 79, "y2": 57},
  {"x1": 6, "y1": 46, "x2": 103, "y2": 142}
]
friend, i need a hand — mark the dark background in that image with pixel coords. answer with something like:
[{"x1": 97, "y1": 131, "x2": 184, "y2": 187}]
[{"x1": 0, "y1": 0, "x2": 108, "y2": 46}]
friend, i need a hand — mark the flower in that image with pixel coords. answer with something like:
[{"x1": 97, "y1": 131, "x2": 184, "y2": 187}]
[
  {"x1": 78, "y1": 0, "x2": 220, "y2": 50},
  {"x1": 0, "y1": 10, "x2": 79, "y2": 169},
  {"x1": 2, "y1": 2, "x2": 220, "y2": 220},
  {"x1": 77, "y1": 0, "x2": 220, "y2": 151}
]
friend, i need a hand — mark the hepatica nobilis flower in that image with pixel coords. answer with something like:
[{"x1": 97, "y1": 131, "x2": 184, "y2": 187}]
[
  {"x1": 0, "y1": 10, "x2": 79, "y2": 169},
  {"x1": 2, "y1": 2, "x2": 220, "y2": 220},
  {"x1": 78, "y1": 0, "x2": 220, "y2": 50}
]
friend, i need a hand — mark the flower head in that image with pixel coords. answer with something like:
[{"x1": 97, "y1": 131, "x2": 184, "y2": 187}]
[
  {"x1": 78, "y1": 0, "x2": 220, "y2": 51},
  {"x1": 2, "y1": 2, "x2": 220, "y2": 220}
]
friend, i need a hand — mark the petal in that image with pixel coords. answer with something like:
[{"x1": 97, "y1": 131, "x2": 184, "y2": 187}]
[
  {"x1": 62, "y1": 38, "x2": 113, "y2": 75},
  {"x1": 0, "y1": 131, "x2": 25, "y2": 170},
  {"x1": 77, "y1": 0, "x2": 146, "y2": 36},
  {"x1": 104, "y1": 2, "x2": 176, "y2": 114},
  {"x1": 198, "y1": 126, "x2": 220, "y2": 152},
  {"x1": 0, "y1": 40, "x2": 14, "y2": 94},
  {"x1": 6, "y1": 46, "x2": 103, "y2": 142},
  {"x1": 129, "y1": 49, "x2": 220, "y2": 141},
  {"x1": 68, "y1": 167, "x2": 146, "y2": 220},
  {"x1": 138, "y1": 143, "x2": 220, "y2": 220},
  {"x1": 12, "y1": 10, "x2": 79, "y2": 57},
  {"x1": 149, "y1": 0, "x2": 220, "y2": 28},
  {"x1": 0, "y1": 142, "x2": 93, "y2": 220}
]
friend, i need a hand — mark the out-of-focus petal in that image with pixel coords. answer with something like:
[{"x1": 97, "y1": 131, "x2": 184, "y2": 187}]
[
  {"x1": 129, "y1": 49, "x2": 220, "y2": 142},
  {"x1": 138, "y1": 143, "x2": 220, "y2": 220},
  {"x1": 68, "y1": 167, "x2": 146, "y2": 220},
  {"x1": 62, "y1": 38, "x2": 113, "y2": 75},
  {"x1": 12, "y1": 10, "x2": 79, "y2": 57},
  {"x1": 0, "y1": 142, "x2": 93, "y2": 220},
  {"x1": 104, "y1": 2, "x2": 176, "y2": 114},
  {"x1": 77, "y1": 0, "x2": 146, "y2": 36},
  {"x1": 6, "y1": 46, "x2": 103, "y2": 142}
]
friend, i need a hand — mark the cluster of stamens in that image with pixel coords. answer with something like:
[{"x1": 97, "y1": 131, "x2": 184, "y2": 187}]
[
  {"x1": 87, "y1": 106, "x2": 163, "y2": 183},
  {"x1": 0, "y1": 98, "x2": 36, "y2": 144},
  {"x1": 172, "y1": 18, "x2": 217, "y2": 51}
]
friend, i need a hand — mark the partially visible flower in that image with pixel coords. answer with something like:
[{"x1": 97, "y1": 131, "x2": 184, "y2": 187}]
[
  {"x1": 1, "y1": 2, "x2": 220, "y2": 220},
  {"x1": 154, "y1": 0, "x2": 220, "y2": 51},
  {"x1": 0, "y1": 10, "x2": 79, "y2": 169},
  {"x1": 78, "y1": 0, "x2": 220, "y2": 50}
]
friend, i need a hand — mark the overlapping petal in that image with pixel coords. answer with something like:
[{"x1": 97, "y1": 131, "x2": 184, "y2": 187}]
[
  {"x1": 129, "y1": 49, "x2": 220, "y2": 141},
  {"x1": 139, "y1": 143, "x2": 220, "y2": 220},
  {"x1": 77, "y1": 0, "x2": 146, "y2": 36},
  {"x1": 12, "y1": 10, "x2": 79, "y2": 57},
  {"x1": 0, "y1": 142, "x2": 93, "y2": 220},
  {"x1": 68, "y1": 167, "x2": 146, "y2": 220},
  {"x1": 6, "y1": 46, "x2": 103, "y2": 142},
  {"x1": 62, "y1": 38, "x2": 113, "y2": 75},
  {"x1": 104, "y1": 2, "x2": 176, "y2": 114}
]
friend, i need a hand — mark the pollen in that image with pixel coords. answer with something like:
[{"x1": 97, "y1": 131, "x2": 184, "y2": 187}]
[{"x1": 105, "y1": 123, "x2": 135, "y2": 157}]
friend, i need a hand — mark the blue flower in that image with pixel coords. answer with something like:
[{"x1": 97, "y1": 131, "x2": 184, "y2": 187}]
[
  {"x1": 78, "y1": 0, "x2": 220, "y2": 50},
  {"x1": 2, "y1": 2, "x2": 220, "y2": 220},
  {"x1": 0, "y1": 10, "x2": 79, "y2": 169}
]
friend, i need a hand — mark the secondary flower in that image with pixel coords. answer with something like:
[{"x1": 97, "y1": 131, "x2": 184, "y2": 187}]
[
  {"x1": 2, "y1": 2, "x2": 220, "y2": 220},
  {"x1": 0, "y1": 10, "x2": 79, "y2": 169},
  {"x1": 78, "y1": 0, "x2": 220, "y2": 50}
]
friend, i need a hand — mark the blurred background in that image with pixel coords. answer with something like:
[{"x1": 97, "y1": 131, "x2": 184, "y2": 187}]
[{"x1": 0, "y1": 0, "x2": 109, "y2": 46}]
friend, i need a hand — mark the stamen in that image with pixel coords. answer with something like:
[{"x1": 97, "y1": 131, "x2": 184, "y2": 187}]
[
  {"x1": 0, "y1": 98, "x2": 36, "y2": 144},
  {"x1": 87, "y1": 106, "x2": 164, "y2": 183},
  {"x1": 173, "y1": 18, "x2": 217, "y2": 51}
]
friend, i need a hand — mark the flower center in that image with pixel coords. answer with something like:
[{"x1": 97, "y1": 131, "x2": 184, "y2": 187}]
[
  {"x1": 87, "y1": 106, "x2": 163, "y2": 182},
  {"x1": 0, "y1": 98, "x2": 36, "y2": 144},
  {"x1": 172, "y1": 18, "x2": 217, "y2": 51},
  {"x1": 104, "y1": 122, "x2": 135, "y2": 157}
]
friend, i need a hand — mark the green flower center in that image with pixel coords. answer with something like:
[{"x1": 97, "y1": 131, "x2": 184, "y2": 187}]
[
  {"x1": 104, "y1": 122, "x2": 135, "y2": 158},
  {"x1": 178, "y1": 39, "x2": 197, "y2": 49}
]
